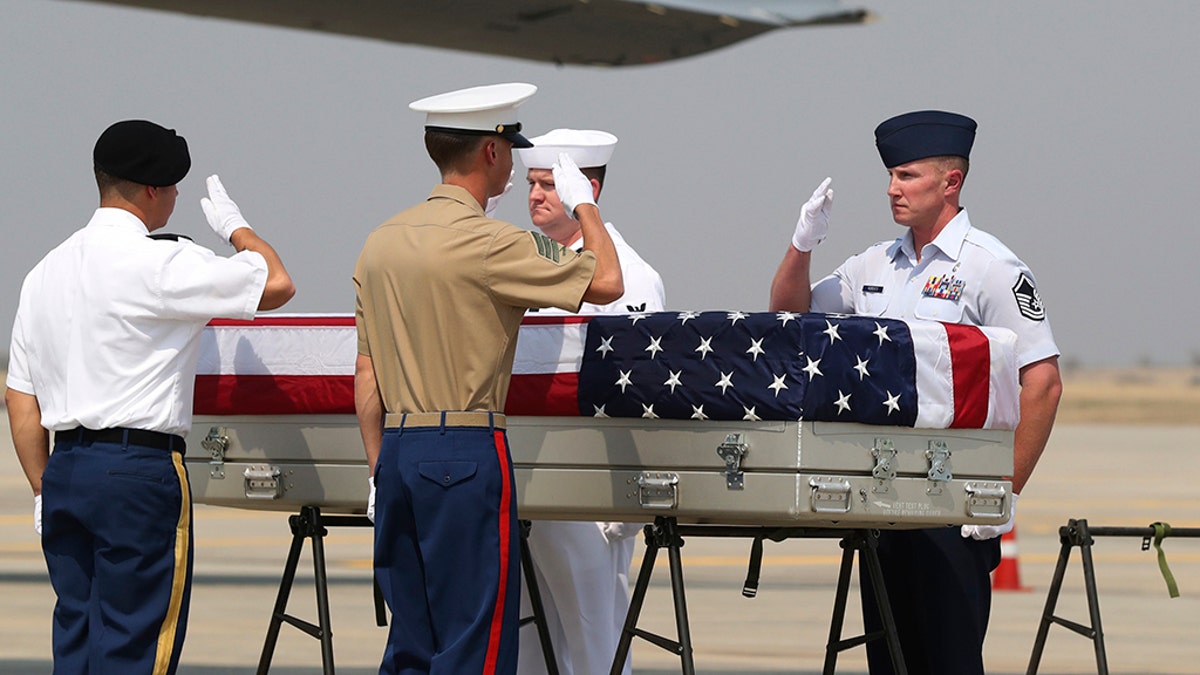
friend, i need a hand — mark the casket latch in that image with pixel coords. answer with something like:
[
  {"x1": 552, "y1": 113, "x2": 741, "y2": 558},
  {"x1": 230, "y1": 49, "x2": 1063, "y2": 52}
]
[
  {"x1": 636, "y1": 472, "x2": 679, "y2": 510},
  {"x1": 202, "y1": 426, "x2": 229, "y2": 479},
  {"x1": 809, "y1": 476, "x2": 852, "y2": 514},
  {"x1": 926, "y1": 440, "x2": 953, "y2": 493},
  {"x1": 244, "y1": 464, "x2": 284, "y2": 500},
  {"x1": 871, "y1": 438, "x2": 897, "y2": 492},
  {"x1": 716, "y1": 433, "x2": 749, "y2": 490}
]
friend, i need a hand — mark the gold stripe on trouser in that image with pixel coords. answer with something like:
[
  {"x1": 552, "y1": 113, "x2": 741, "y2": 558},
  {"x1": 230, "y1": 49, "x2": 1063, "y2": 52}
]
[{"x1": 153, "y1": 452, "x2": 192, "y2": 674}]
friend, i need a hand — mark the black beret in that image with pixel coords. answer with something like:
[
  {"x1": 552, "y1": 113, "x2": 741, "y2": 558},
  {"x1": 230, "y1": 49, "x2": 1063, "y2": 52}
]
[
  {"x1": 874, "y1": 111, "x2": 976, "y2": 168},
  {"x1": 93, "y1": 120, "x2": 190, "y2": 187}
]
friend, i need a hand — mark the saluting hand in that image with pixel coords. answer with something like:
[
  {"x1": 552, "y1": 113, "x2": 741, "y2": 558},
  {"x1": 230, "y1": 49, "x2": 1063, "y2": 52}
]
[
  {"x1": 791, "y1": 177, "x2": 833, "y2": 252},
  {"x1": 551, "y1": 153, "x2": 596, "y2": 218},
  {"x1": 200, "y1": 174, "x2": 254, "y2": 244}
]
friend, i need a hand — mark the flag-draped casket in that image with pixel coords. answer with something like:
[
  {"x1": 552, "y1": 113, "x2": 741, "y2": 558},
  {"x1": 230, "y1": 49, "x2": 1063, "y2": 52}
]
[{"x1": 187, "y1": 312, "x2": 1017, "y2": 527}]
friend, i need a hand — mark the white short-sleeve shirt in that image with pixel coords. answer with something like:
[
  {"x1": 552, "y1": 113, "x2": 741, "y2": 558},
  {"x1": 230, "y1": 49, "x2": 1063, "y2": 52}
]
[
  {"x1": 532, "y1": 222, "x2": 665, "y2": 316},
  {"x1": 6, "y1": 207, "x2": 268, "y2": 435},
  {"x1": 810, "y1": 209, "x2": 1058, "y2": 368}
]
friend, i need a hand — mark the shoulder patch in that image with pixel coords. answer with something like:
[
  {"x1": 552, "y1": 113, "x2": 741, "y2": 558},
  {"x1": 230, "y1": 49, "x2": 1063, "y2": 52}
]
[
  {"x1": 529, "y1": 231, "x2": 572, "y2": 264},
  {"x1": 147, "y1": 232, "x2": 193, "y2": 242},
  {"x1": 1012, "y1": 273, "x2": 1046, "y2": 321}
]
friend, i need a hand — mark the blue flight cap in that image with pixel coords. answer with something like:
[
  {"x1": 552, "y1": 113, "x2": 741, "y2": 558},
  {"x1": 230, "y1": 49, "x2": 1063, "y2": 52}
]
[{"x1": 874, "y1": 110, "x2": 976, "y2": 168}]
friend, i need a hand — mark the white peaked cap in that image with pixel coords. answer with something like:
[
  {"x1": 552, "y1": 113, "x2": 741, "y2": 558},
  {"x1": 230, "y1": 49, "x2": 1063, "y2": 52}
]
[
  {"x1": 517, "y1": 128, "x2": 618, "y2": 169},
  {"x1": 409, "y1": 82, "x2": 537, "y2": 147}
]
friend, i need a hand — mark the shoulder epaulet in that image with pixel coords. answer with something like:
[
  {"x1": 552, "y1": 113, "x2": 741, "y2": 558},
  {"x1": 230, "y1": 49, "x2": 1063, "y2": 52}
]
[{"x1": 147, "y1": 232, "x2": 194, "y2": 242}]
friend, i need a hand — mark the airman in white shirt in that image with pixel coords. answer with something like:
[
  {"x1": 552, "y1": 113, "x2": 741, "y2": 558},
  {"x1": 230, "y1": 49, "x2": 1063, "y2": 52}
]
[{"x1": 769, "y1": 111, "x2": 1061, "y2": 675}]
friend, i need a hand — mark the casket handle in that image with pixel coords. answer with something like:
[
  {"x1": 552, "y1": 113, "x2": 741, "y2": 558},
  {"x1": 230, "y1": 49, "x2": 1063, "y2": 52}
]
[
  {"x1": 636, "y1": 472, "x2": 680, "y2": 510},
  {"x1": 809, "y1": 476, "x2": 852, "y2": 514}
]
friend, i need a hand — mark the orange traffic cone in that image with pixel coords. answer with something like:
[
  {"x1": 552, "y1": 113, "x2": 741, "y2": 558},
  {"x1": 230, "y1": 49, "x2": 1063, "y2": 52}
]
[{"x1": 992, "y1": 526, "x2": 1031, "y2": 592}]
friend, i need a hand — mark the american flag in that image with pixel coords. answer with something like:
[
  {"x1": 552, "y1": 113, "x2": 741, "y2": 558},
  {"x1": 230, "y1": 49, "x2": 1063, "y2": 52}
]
[{"x1": 195, "y1": 312, "x2": 1019, "y2": 430}]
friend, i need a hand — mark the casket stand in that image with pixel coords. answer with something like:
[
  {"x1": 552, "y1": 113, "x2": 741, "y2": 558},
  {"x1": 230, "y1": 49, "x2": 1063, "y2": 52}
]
[{"x1": 187, "y1": 312, "x2": 1019, "y2": 674}]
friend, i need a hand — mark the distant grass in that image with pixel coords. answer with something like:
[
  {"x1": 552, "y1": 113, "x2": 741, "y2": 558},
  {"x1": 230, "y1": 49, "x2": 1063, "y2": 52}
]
[{"x1": 1058, "y1": 366, "x2": 1200, "y2": 425}]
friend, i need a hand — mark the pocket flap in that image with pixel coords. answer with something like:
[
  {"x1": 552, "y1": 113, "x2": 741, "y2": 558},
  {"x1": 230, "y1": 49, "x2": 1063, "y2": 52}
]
[{"x1": 418, "y1": 461, "x2": 478, "y2": 488}]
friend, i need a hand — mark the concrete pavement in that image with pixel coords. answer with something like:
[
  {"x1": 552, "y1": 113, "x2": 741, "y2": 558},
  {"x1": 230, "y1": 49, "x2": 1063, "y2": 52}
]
[{"x1": 2, "y1": 423, "x2": 1198, "y2": 674}]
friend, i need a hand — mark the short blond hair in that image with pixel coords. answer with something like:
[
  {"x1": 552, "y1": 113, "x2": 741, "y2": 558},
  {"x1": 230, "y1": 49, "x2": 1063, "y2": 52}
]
[{"x1": 934, "y1": 155, "x2": 969, "y2": 181}]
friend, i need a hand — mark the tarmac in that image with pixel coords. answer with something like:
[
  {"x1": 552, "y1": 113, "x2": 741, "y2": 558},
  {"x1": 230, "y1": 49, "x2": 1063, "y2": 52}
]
[{"x1": 2, "y1": 421, "x2": 1198, "y2": 674}]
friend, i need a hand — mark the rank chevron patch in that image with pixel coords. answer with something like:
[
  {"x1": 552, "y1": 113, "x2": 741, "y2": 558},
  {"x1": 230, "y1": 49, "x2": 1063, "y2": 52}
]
[
  {"x1": 529, "y1": 231, "x2": 571, "y2": 264},
  {"x1": 1012, "y1": 273, "x2": 1045, "y2": 321}
]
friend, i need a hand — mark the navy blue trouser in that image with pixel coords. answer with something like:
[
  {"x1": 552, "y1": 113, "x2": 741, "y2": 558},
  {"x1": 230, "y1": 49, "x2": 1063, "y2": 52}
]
[
  {"x1": 41, "y1": 435, "x2": 193, "y2": 675},
  {"x1": 374, "y1": 422, "x2": 520, "y2": 675},
  {"x1": 860, "y1": 526, "x2": 1001, "y2": 675}
]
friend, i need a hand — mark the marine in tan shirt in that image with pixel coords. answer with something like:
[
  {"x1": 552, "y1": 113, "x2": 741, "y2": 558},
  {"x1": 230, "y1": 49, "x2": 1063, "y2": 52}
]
[
  {"x1": 352, "y1": 83, "x2": 623, "y2": 675},
  {"x1": 354, "y1": 183, "x2": 594, "y2": 415}
]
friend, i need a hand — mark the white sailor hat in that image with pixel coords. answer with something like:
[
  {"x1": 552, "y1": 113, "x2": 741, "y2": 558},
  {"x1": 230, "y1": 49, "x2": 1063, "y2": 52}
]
[
  {"x1": 517, "y1": 128, "x2": 618, "y2": 169},
  {"x1": 409, "y1": 82, "x2": 537, "y2": 148}
]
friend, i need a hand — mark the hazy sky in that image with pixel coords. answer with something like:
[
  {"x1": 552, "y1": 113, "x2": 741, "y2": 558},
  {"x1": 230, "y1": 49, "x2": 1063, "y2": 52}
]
[{"x1": 3, "y1": 0, "x2": 1199, "y2": 367}]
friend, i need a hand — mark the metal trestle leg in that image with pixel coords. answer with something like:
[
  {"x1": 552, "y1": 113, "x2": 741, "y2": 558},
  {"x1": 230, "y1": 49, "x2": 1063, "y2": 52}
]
[
  {"x1": 611, "y1": 516, "x2": 695, "y2": 675},
  {"x1": 518, "y1": 520, "x2": 561, "y2": 675},
  {"x1": 612, "y1": 522, "x2": 907, "y2": 675},
  {"x1": 255, "y1": 506, "x2": 374, "y2": 675}
]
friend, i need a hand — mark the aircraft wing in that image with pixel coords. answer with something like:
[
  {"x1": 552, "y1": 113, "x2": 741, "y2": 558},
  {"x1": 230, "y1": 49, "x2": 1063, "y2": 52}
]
[{"x1": 61, "y1": 0, "x2": 871, "y2": 65}]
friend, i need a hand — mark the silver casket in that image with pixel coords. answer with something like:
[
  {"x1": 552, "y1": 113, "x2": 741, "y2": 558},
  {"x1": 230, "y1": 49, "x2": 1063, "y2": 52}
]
[{"x1": 186, "y1": 312, "x2": 1020, "y2": 529}]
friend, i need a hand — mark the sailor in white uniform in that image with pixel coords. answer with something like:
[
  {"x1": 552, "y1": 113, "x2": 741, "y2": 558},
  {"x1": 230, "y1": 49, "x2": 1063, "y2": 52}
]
[{"x1": 515, "y1": 129, "x2": 665, "y2": 675}]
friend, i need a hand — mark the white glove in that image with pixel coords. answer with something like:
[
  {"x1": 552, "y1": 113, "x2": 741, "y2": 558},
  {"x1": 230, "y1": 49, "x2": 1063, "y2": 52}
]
[
  {"x1": 601, "y1": 521, "x2": 644, "y2": 542},
  {"x1": 200, "y1": 174, "x2": 253, "y2": 244},
  {"x1": 551, "y1": 153, "x2": 596, "y2": 218},
  {"x1": 791, "y1": 177, "x2": 833, "y2": 252},
  {"x1": 34, "y1": 494, "x2": 42, "y2": 536},
  {"x1": 962, "y1": 492, "x2": 1018, "y2": 541},
  {"x1": 367, "y1": 476, "x2": 376, "y2": 524},
  {"x1": 485, "y1": 168, "x2": 515, "y2": 218}
]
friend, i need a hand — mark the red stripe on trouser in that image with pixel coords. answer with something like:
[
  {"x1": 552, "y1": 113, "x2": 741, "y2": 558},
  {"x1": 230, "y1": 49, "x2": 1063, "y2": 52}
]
[
  {"x1": 944, "y1": 323, "x2": 990, "y2": 428},
  {"x1": 483, "y1": 430, "x2": 513, "y2": 674}
]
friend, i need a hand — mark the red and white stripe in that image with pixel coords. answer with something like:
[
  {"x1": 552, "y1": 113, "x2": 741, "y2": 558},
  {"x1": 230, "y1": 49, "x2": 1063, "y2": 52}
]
[
  {"x1": 908, "y1": 321, "x2": 1019, "y2": 429},
  {"x1": 195, "y1": 315, "x2": 357, "y2": 416},
  {"x1": 193, "y1": 314, "x2": 1018, "y2": 430}
]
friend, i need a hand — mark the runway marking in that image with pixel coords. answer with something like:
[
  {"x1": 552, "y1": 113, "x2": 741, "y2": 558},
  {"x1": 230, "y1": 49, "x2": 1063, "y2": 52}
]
[
  {"x1": 0, "y1": 541, "x2": 41, "y2": 553},
  {"x1": 4, "y1": 534, "x2": 1198, "y2": 565},
  {"x1": 329, "y1": 552, "x2": 1200, "y2": 571}
]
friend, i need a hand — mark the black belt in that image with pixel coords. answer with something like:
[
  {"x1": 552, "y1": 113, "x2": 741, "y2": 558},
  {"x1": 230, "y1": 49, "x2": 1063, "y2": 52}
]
[{"x1": 60, "y1": 427, "x2": 186, "y2": 453}]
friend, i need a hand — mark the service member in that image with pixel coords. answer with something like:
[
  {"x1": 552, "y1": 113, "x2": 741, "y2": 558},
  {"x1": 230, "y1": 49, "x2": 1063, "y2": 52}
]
[
  {"x1": 6, "y1": 119, "x2": 295, "y2": 674},
  {"x1": 514, "y1": 128, "x2": 664, "y2": 675},
  {"x1": 769, "y1": 110, "x2": 1062, "y2": 674},
  {"x1": 520, "y1": 128, "x2": 664, "y2": 314},
  {"x1": 353, "y1": 84, "x2": 624, "y2": 675}
]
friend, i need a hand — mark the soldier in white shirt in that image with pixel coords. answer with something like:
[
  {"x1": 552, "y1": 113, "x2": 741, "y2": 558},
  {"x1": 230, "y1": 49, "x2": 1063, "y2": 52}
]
[
  {"x1": 6, "y1": 120, "x2": 294, "y2": 674},
  {"x1": 514, "y1": 129, "x2": 665, "y2": 675},
  {"x1": 769, "y1": 111, "x2": 1062, "y2": 675}
]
